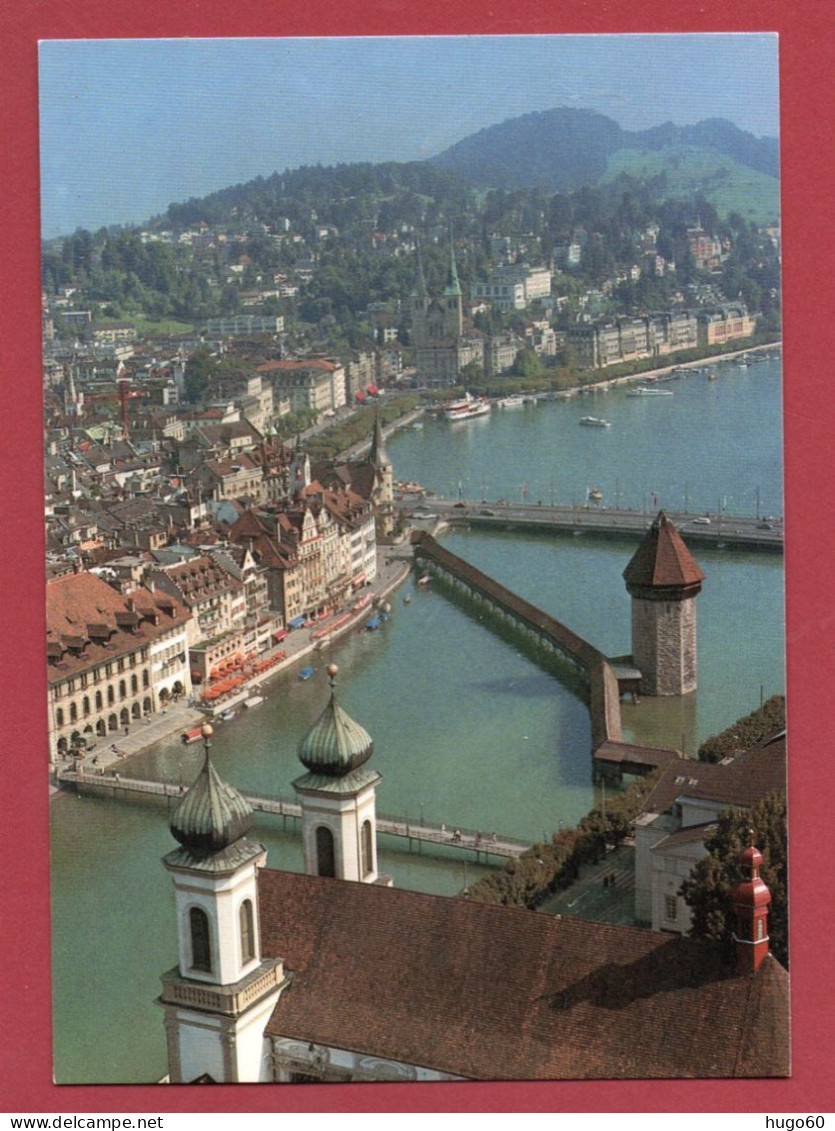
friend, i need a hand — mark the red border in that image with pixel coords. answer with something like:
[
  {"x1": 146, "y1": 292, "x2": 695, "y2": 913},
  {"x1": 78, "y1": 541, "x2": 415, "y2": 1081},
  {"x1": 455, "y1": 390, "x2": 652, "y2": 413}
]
[{"x1": 3, "y1": 2, "x2": 834, "y2": 1115}]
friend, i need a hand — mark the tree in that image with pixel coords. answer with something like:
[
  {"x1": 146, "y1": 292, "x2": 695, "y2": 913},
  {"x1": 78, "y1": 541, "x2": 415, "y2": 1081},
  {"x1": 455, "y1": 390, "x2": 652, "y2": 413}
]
[
  {"x1": 183, "y1": 350, "x2": 216, "y2": 404},
  {"x1": 510, "y1": 347, "x2": 544, "y2": 380},
  {"x1": 680, "y1": 791, "x2": 788, "y2": 967}
]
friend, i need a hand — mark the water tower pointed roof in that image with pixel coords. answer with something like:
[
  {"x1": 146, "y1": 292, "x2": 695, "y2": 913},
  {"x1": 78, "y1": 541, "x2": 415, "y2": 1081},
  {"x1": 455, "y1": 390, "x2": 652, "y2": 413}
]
[{"x1": 623, "y1": 511, "x2": 705, "y2": 595}]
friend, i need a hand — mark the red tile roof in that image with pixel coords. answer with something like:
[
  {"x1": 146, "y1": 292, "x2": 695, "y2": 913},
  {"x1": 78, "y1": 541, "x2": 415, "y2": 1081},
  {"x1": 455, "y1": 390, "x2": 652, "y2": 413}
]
[
  {"x1": 623, "y1": 511, "x2": 705, "y2": 593},
  {"x1": 259, "y1": 870, "x2": 788, "y2": 1080},
  {"x1": 642, "y1": 733, "x2": 786, "y2": 816},
  {"x1": 46, "y1": 571, "x2": 189, "y2": 682}
]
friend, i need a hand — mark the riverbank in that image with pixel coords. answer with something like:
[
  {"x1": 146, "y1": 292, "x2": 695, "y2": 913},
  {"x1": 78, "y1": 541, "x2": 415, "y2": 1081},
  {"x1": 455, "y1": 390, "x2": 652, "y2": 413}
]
[
  {"x1": 590, "y1": 340, "x2": 781, "y2": 394},
  {"x1": 54, "y1": 544, "x2": 414, "y2": 783}
]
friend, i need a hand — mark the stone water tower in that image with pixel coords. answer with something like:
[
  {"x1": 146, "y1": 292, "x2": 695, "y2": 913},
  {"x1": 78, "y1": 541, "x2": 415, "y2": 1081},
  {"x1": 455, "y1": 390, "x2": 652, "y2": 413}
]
[{"x1": 623, "y1": 511, "x2": 705, "y2": 696}]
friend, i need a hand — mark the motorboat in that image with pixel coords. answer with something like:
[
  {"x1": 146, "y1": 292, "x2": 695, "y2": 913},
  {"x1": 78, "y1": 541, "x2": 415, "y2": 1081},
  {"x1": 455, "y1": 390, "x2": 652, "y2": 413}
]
[{"x1": 579, "y1": 416, "x2": 611, "y2": 427}]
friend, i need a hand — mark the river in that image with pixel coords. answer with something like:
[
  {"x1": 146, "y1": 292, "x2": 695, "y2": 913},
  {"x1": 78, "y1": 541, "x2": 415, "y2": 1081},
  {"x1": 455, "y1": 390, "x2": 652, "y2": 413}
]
[{"x1": 50, "y1": 351, "x2": 785, "y2": 1083}]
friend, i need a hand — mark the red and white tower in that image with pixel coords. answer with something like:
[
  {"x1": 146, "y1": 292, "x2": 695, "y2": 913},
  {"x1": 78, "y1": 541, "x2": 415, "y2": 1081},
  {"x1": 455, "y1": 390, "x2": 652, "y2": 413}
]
[{"x1": 732, "y1": 837, "x2": 772, "y2": 974}]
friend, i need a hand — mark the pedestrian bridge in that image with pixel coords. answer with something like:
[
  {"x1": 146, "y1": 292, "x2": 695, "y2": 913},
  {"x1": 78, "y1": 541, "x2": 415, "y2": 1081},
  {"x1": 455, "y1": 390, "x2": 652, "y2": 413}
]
[{"x1": 55, "y1": 768, "x2": 531, "y2": 862}]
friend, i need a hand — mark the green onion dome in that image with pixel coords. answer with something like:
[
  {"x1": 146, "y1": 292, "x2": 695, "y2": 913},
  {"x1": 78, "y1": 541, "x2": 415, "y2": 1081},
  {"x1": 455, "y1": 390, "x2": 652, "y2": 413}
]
[
  {"x1": 298, "y1": 664, "x2": 373, "y2": 777},
  {"x1": 170, "y1": 725, "x2": 254, "y2": 853}
]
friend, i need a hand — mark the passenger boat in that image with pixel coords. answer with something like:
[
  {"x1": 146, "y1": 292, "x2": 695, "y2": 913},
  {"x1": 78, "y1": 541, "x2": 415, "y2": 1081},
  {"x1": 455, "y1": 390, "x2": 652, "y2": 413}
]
[
  {"x1": 579, "y1": 416, "x2": 611, "y2": 427},
  {"x1": 495, "y1": 394, "x2": 525, "y2": 409},
  {"x1": 443, "y1": 393, "x2": 491, "y2": 421},
  {"x1": 626, "y1": 386, "x2": 674, "y2": 397}
]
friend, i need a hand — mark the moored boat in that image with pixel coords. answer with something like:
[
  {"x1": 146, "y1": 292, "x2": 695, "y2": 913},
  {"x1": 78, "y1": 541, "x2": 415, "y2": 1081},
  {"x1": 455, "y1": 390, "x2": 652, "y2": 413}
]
[
  {"x1": 626, "y1": 385, "x2": 674, "y2": 397},
  {"x1": 298, "y1": 667, "x2": 315, "y2": 682},
  {"x1": 443, "y1": 393, "x2": 491, "y2": 421},
  {"x1": 495, "y1": 394, "x2": 525, "y2": 409},
  {"x1": 579, "y1": 416, "x2": 611, "y2": 427}
]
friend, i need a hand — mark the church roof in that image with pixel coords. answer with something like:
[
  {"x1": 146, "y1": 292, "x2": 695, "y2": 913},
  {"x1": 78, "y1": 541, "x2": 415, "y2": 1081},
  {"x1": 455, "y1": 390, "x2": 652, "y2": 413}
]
[
  {"x1": 259, "y1": 870, "x2": 789, "y2": 1080},
  {"x1": 623, "y1": 511, "x2": 705, "y2": 593}
]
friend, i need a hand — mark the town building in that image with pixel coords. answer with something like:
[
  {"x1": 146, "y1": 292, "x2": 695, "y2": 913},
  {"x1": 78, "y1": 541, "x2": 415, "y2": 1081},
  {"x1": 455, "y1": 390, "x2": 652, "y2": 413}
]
[
  {"x1": 633, "y1": 731, "x2": 786, "y2": 933},
  {"x1": 256, "y1": 359, "x2": 346, "y2": 418},
  {"x1": 471, "y1": 264, "x2": 552, "y2": 311},
  {"x1": 696, "y1": 305, "x2": 757, "y2": 348},
  {"x1": 46, "y1": 570, "x2": 192, "y2": 762}
]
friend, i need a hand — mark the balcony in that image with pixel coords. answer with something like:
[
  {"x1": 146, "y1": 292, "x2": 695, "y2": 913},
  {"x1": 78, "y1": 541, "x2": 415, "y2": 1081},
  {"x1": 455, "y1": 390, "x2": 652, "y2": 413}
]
[{"x1": 159, "y1": 957, "x2": 286, "y2": 1016}]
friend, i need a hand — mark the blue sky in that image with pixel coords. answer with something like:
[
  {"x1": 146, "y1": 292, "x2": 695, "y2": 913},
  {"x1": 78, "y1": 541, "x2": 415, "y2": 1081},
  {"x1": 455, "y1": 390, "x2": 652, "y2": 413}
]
[{"x1": 38, "y1": 35, "x2": 779, "y2": 239}]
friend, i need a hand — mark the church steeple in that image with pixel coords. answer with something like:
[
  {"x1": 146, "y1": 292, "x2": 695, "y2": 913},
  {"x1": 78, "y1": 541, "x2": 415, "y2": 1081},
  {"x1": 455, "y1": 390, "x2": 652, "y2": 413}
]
[
  {"x1": 444, "y1": 226, "x2": 462, "y2": 298},
  {"x1": 732, "y1": 834, "x2": 772, "y2": 975},
  {"x1": 159, "y1": 724, "x2": 286, "y2": 1083},
  {"x1": 293, "y1": 664, "x2": 390, "y2": 885},
  {"x1": 369, "y1": 402, "x2": 395, "y2": 540},
  {"x1": 369, "y1": 402, "x2": 389, "y2": 471}
]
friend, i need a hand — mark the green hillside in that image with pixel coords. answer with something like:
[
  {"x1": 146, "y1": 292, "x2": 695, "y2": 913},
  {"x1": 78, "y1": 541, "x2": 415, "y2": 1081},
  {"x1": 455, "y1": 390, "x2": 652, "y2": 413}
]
[{"x1": 603, "y1": 147, "x2": 780, "y2": 225}]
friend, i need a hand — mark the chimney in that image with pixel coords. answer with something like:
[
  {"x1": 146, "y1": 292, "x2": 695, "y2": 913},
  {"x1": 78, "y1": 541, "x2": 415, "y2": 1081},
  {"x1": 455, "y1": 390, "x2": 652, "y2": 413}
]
[{"x1": 732, "y1": 833, "x2": 772, "y2": 974}]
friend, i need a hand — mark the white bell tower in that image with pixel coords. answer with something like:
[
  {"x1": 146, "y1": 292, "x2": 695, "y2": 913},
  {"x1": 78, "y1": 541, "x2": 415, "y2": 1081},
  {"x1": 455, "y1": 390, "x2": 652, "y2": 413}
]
[
  {"x1": 293, "y1": 664, "x2": 391, "y2": 886},
  {"x1": 158, "y1": 724, "x2": 287, "y2": 1083}
]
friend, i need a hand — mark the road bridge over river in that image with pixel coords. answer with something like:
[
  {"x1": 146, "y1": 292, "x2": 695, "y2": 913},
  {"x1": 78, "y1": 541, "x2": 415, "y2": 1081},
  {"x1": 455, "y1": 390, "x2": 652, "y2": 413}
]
[{"x1": 404, "y1": 498, "x2": 783, "y2": 552}]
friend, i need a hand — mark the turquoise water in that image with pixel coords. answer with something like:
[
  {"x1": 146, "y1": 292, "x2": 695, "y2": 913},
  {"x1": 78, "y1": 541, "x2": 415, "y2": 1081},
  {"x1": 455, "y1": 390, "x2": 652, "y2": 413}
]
[{"x1": 50, "y1": 354, "x2": 785, "y2": 1083}]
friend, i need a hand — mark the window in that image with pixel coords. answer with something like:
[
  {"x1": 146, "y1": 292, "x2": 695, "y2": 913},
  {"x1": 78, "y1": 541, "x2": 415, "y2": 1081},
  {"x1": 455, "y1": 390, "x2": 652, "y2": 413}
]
[
  {"x1": 95, "y1": 690, "x2": 103, "y2": 710},
  {"x1": 107, "y1": 686, "x2": 115, "y2": 706},
  {"x1": 189, "y1": 907, "x2": 212, "y2": 972},
  {"x1": 239, "y1": 899, "x2": 255, "y2": 963},
  {"x1": 315, "y1": 826, "x2": 336, "y2": 878},
  {"x1": 69, "y1": 702, "x2": 77, "y2": 723},
  {"x1": 664, "y1": 895, "x2": 678, "y2": 922},
  {"x1": 82, "y1": 696, "x2": 90, "y2": 716},
  {"x1": 361, "y1": 819, "x2": 373, "y2": 877},
  {"x1": 131, "y1": 674, "x2": 138, "y2": 695},
  {"x1": 56, "y1": 708, "x2": 64, "y2": 728},
  {"x1": 118, "y1": 680, "x2": 126, "y2": 700}
]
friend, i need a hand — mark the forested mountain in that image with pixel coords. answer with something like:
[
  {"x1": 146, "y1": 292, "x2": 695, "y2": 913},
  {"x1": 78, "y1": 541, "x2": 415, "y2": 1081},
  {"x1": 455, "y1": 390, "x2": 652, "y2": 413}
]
[
  {"x1": 430, "y1": 108, "x2": 779, "y2": 191},
  {"x1": 42, "y1": 108, "x2": 781, "y2": 338}
]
